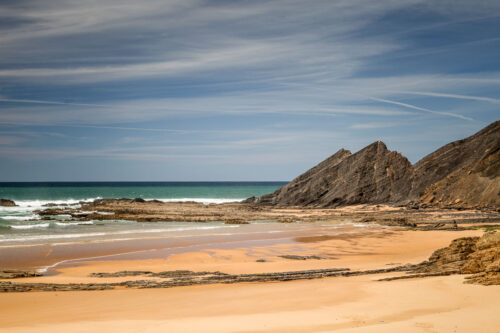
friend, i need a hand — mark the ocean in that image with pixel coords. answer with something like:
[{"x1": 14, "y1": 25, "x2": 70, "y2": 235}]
[
  {"x1": 0, "y1": 181, "x2": 285, "y2": 203},
  {"x1": 0, "y1": 182, "x2": 285, "y2": 248}
]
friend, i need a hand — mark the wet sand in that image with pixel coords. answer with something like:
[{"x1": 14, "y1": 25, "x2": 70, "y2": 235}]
[
  {"x1": 0, "y1": 221, "x2": 382, "y2": 271},
  {"x1": 1, "y1": 227, "x2": 499, "y2": 332}
]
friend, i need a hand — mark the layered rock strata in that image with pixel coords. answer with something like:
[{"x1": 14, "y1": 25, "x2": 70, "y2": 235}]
[
  {"x1": 380, "y1": 231, "x2": 499, "y2": 285},
  {"x1": 246, "y1": 120, "x2": 500, "y2": 208}
]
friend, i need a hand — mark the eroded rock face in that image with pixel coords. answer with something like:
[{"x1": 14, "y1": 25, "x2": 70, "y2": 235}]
[
  {"x1": 245, "y1": 149, "x2": 351, "y2": 206},
  {"x1": 461, "y1": 232, "x2": 500, "y2": 285},
  {"x1": 0, "y1": 199, "x2": 16, "y2": 207},
  {"x1": 246, "y1": 142, "x2": 413, "y2": 207},
  {"x1": 411, "y1": 231, "x2": 499, "y2": 285},
  {"x1": 416, "y1": 120, "x2": 500, "y2": 208},
  {"x1": 247, "y1": 120, "x2": 500, "y2": 208},
  {"x1": 412, "y1": 237, "x2": 479, "y2": 274}
]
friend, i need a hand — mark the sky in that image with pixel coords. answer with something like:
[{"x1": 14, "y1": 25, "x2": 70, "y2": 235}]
[{"x1": 0, "y1": 0, "x2": 499, "y2": 181}]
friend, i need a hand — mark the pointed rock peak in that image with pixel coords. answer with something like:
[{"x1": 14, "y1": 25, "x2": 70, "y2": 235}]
[
  {"x1": 332, "y1": 148, "x2": 351, "y2": 157},
  {"x1": 375, "y1": 140, "x2": 387, "y2": 149},
  {"x1": 316, "y1": 149, "x2": 351, "y2": 166},
  {"x1": 361, "y1": 140, "x2": 389, "y2": 153},
  {"x1": 310, "y1": 148, "x2": 351, "y2": 171}
]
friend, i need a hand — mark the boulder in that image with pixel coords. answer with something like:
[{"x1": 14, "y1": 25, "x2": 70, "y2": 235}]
[{"x1": 0, "y1": 199, "x2": 16, "y2": 207}]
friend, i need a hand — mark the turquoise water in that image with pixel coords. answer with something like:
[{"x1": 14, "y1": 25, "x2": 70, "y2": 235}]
[
  {"x1": 0, "y1": 182, "x2": 285, "y2": 202},
  {"x1": 0, "y1": 182, "x2": 285, "y2": 249}
]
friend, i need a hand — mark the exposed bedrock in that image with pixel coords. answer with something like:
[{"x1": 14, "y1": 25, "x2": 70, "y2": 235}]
[
  {"x1": 381, "y1": 231, "x2": 500, "y2": 285},
  {"x1": 246, "y1": 120, "x2": 500, "y2": 208}
]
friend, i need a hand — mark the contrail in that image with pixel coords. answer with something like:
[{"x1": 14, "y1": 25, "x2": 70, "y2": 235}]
[
  {"x1": 0, "y1": 98, "x2": 108, "y2": 107},
  {"x1": 394, "y1": 91, "x2": 500, "y2": 104},
  {"x1": 369, "y1": 97, "x2": 474, "y2": 121}
]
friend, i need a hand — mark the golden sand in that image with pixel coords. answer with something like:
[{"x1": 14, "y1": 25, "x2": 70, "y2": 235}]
[{"x1": 1, "y1": 228, "x2": 499, "y2": 332}]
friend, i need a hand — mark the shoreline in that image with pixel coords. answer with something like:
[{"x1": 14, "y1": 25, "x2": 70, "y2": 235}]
[
  {"x1": 0, "y1": 227, "x2": 488, "y2": 284},
  {"x1": 1, "y1": 201, "x2": 499, "y2": 331},
  {"x1": 0, "y1": 220, "x2": 386, "y2": 271},
  {"x1": 1, "y1": 228, "x2": 499, "y2": 332},
  {"x1": 1, "y1": 200, "x2": 499, "y2": 272}
]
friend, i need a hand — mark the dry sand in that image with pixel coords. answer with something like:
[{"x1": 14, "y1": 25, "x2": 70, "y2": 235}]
[{"x1": 1, "y1": 228, "x2": 499, "y2": 332}]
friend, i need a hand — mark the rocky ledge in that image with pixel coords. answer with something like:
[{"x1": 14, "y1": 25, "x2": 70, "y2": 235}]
[
  {"x1": 0, "y1": 269, "x2": 42, "y2": 279},
  {"x1": 380, "y1": 231, "x2": 499, "y2": 285},
  {"x1": 1, "y1": 267, "x2": 409, "y2": 292},
  {"x1": 33, "y1": 198, "x2": 500, "y2": 231}
]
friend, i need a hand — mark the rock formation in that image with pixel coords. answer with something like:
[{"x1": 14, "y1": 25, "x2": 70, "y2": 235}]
[
  {"x1": 0, "y1": 199, "x2": 16, "y2": 207},
  {"x1": 247, "y1": 143, "x2": 413, "y2": 207},
  {"x1": 0, "y1": 269, "x2": 41, "y2": 279},
  {"x1": 246, "y1": 120, "x2": 500, "y2": 208},
  {"x1": 381, "y1": 231, "x2": 499, "y2": 285},
  {"x1": 418, "y1": 121, "x2": 500, "y2": 207}
]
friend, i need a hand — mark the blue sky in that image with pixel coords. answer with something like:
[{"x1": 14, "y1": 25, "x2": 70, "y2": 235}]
[{"x1": 0, "y1": 0, "x2": 499, "y2": 181}]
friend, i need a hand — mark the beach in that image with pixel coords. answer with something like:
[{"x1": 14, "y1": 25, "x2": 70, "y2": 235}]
[
  {"x1": 2, "y1": 275, "x2": 498, "y2": 333},
  {"x1": 1, "y1": 218, "x2": 499, "y2": 332},
  {"x1": 2, "y1": 1, "x2": 499, "y2": 331},
  {"x1": 1, "y1": 183, "x2": 499, "y2": 332}
]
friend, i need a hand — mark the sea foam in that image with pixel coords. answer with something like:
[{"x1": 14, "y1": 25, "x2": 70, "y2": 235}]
[
  {"x1": 0, "y1": 224, "x2": 239, "y2": 243},
  {"x1": 9, "y1": 223, "x2": 50, "y2": 229},
  {"x1": 153, "y1": 198, "x2": 244, "y2": 204}
]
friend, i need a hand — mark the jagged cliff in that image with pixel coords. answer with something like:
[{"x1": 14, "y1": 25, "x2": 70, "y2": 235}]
[
  {"x1": 417, "y1": 121, "x2": 500, "y2": 207},
  {"x1": 246, "y1": 120, "x2": 500, "y2": 208}
]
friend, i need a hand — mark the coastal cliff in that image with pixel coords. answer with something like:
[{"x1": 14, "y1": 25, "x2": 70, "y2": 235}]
[
  {"x1": 247, "y1": 142, "x2": 412, "y2": 207},
  {"x1": 246, "y1": 120, "x2": 500, "y2": 208}
]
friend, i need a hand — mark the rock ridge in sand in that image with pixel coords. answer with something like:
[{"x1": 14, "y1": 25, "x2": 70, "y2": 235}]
[
  {"x1": 246, "y1": 120, "x2": 500, "y2": 208},
  {"x1": 381, "y1": 231, "x2": 499, "y2": 285}
]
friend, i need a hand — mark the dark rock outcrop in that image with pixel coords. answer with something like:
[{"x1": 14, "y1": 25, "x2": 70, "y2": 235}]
[
  {"x1": 418, "y1": 121, "x2": 500, "y2": 207},
  {"x1": 0, "y1": 269, "x2": 42, "y2": 279},
  {"x1": 461, "y1": 231, "x2": 500, "y2": 285},
  {"x1": 89, "y1": 270, "x2": 228, "y2": 278},
  {"x1": 246, "y1": 143, "x2": 413, "y2": 207},
  {"x1": 278, "y1": 255, "x2": 324, "y2": 260},
  {"x1": 0, "y1": 199, "x2": 16, "y2": 207},
  {"x1": 380, "y1": 231, "x2": 499, "y2": 285},
  {"x1": 246, "y1": 120, "x2": 500, "y2": 208},
  {"x1": 5, "y1": 267, "x2": 415, "y2": 293},
  {"x1": 245, "y1": 149, "x2": 351, "y2": 206}
]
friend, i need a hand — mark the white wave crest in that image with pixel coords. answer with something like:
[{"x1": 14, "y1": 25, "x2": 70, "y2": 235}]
[
  {"x1": 9, "y1": 223, "x2": 50, "y2": 229},
  {"x1": 0, "y1": 214, "x2": 39, "y2": 221},
  {"x1": 0, "y1": 197, "x2": 101, "y2": 213},
  {"x1": 0, "y1": 224, "x2": 239, "y2": 243},
  {"x1": 0, "y1": 232, "x2": 107, "y2": 242},
  {"x1": 0, "y1": 197, "x2": 239, "y2": 212},
  {"x1": 54, "y1": 221, "x2": 94, "y2": 226}
]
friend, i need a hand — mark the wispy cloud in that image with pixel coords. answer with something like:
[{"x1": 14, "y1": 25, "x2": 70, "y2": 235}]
[
  {"x1": 0, "y1": 0, "x2": 499, "y2": 180},
  {"x1": 394, "y1": 91, "x2": 500, "y2": 104}
]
